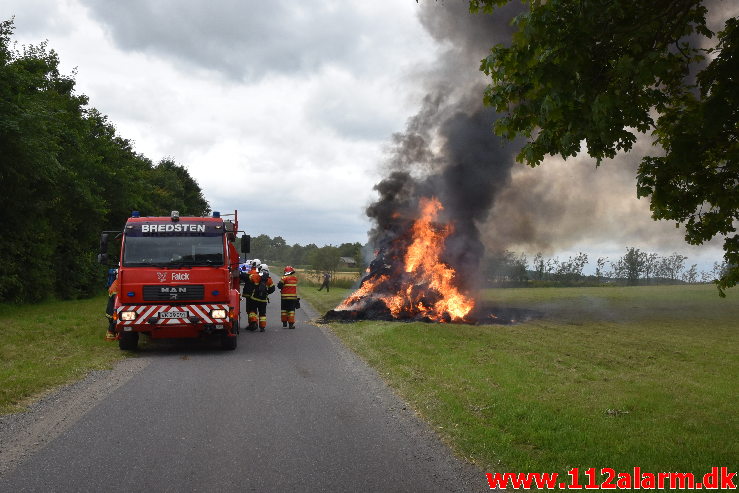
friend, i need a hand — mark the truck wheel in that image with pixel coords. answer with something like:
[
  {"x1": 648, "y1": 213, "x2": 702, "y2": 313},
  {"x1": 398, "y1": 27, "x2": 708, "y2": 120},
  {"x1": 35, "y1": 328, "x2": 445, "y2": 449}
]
[
  {"x1": 119, "y1": 331, "x2": 139, "y2": 351},
  {"x1": 221, "y1": 332, "x2": 237, "y2": 350}
]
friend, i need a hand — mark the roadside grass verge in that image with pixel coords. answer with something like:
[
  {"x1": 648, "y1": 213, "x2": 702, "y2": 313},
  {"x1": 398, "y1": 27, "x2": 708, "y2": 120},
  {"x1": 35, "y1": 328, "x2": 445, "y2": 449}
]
[
  {"x1": 295, "y1": 269, "x2": 360, "y2": 291},
  {"x1": 304, "y1": 285, "x2": 739, "y2": 479},
  {"x1": 0, "y1": 293, "x2": 126, "y2": 414},
  {"x1": 300, "y1": 285, "x2": 353, "y2": 314}
]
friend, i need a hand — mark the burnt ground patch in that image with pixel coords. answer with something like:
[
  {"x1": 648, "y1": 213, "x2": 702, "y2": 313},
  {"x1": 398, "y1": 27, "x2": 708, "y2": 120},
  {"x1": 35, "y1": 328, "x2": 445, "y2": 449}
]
[{"x1": 322, "y1": 301, "x2": 543, "y2": 325}]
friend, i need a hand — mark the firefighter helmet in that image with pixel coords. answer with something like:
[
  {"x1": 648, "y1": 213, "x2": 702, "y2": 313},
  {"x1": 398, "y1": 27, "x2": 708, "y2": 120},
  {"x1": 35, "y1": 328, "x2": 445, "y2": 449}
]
[
  {"x1": 284, "y1": 265, "x2": 295, "y2": 275},
  {"x1": 251, "y1": 258, "x2": 261, "y2": 269},
  {"x1": 259, "y1": 264, "x2": 269, "y2": 275}
]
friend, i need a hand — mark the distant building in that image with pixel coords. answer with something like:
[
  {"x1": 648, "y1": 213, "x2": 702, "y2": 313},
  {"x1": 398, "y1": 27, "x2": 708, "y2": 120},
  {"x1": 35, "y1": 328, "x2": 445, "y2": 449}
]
[{"x1": 339, "y1": 256, "x2": 357, "y2": 268}]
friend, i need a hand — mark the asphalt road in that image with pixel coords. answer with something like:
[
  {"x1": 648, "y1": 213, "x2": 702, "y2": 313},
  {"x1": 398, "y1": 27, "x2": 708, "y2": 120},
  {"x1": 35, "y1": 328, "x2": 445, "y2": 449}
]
[{"x1": 0, "y1": 290, "x2": 486, "y2": 492}]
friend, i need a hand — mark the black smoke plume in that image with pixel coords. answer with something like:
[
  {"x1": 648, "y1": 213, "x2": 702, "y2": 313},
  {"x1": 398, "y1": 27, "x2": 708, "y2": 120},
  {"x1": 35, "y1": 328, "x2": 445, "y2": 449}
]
[
  {"x1": 362, "y1": 2, "x2": 524, "y2": 294},
  {"x1": 362, "y1": 0, "x2": 729, "y2": 278}
]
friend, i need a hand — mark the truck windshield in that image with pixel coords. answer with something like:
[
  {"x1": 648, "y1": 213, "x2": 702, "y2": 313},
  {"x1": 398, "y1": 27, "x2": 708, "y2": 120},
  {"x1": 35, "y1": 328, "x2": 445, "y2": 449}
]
[{"x1": 123, "y1": 235, "x2": 224, "y2": 267}]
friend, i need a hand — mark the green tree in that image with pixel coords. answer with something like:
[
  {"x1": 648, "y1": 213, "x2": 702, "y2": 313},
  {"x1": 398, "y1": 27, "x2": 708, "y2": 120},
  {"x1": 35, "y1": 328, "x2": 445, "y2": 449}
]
[
  {"x1": 248, "y1": 234, "x2": 274, "y2": 262},
  {"x1": 552, "y1": 252, "x2": 589, "y2": 283},
  {"x1": 470, "y1": 1, "x2": 738, "y2": 295},
  {"x1": 595, "y1": 257, "x2": 608, "y2": 282},
  {"x1": 270, "y1": 236, "x2": 289, "y2": 263},
  {"x1": 643, "y1": 252, "x2": 660, "y2": 284},
  {"x1": 659, "y1": 252, "x2": 688, "y2": 281},
  {"x1": 0, "y1": 21, "x2": 92, "y2": 302},
  {"x1": 148, "y1": 158, "x2": 210, "y2": 217},
  {"x1": 288, "y1": 243, "x2": 305, "y2": 266},
  {"x1": 619, "y1": 247, "x2": 647, "y2": 286},
  {"x1": 0, "y1": 19, "x2": 210, "y2": 303},
  {"x1": 532, "y1": 252, "x2": 545, "y2": 280},
  {"x1": 308, "y1": 246, "x2": 340, "y2": 275},
  {"x1": 300, "y1": 244, "x2": 319, "y2": 266},
  {"x1": 683, "y1": 264, "x2": 699, "y2": 283}
]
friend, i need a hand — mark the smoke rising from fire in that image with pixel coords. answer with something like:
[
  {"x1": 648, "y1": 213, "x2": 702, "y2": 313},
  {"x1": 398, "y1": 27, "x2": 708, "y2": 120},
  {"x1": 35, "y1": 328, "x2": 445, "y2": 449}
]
[
  {"x1": 365, "y1": 2, "x2": 524, "y2": 292},
  {"x1": 367, "y1": 0, "x2": 725, "y2": 276}
]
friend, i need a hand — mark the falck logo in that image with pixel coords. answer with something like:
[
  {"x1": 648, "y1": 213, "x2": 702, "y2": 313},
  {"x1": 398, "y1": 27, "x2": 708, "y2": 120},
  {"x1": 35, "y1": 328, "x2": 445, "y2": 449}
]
[{"x1": 157, "y1": 272, "x2": 168, "y2": 283}]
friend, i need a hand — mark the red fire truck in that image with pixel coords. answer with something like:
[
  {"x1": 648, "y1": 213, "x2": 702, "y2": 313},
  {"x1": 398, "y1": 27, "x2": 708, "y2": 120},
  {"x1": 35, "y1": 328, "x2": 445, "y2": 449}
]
[{"x1": 99, "y1": 210, "x2": 250, "y2": 351}]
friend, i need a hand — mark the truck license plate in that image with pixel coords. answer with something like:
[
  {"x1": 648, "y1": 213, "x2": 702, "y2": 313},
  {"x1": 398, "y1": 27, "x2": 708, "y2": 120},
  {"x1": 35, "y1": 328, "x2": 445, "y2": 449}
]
[{"x1": 159, "y1": 311, "x2": 189, "y2": 319}]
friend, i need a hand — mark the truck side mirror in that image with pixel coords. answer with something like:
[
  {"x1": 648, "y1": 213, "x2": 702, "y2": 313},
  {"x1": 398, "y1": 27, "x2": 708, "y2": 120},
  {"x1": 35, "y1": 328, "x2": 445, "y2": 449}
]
[
  {"x1": 97, "y1": 253, "x2": 109, "y2": 265},
  {"x1": 99, "y1": 233, "x2": 109, "y2": 254},
  {"x1": 240, "y1": 234, "x2": 250, "y2": 253}
]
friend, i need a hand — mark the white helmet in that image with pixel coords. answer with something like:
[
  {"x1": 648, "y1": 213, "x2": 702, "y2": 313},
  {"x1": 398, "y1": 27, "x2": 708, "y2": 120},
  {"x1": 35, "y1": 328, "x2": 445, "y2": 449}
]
[
  {"x1": 251, "y1": 258, "x2": 261, "y2": 269},
  {"x1": 259, "y1": 264, "x2": 269, "y2": 275}
]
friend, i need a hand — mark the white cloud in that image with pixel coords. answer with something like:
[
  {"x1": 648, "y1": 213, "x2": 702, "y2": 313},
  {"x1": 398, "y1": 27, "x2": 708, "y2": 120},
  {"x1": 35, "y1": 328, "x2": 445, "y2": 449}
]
[
  {"x1": 6, "y1": 0, "x2": 437, "y2": 247},
  {"x1": 77, "y1": 0, "x2": 433, "y2": 82}
]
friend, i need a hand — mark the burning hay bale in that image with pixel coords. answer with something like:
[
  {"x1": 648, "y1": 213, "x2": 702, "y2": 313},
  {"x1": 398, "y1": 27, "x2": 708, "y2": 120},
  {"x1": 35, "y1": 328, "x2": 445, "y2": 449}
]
[
  {"x1": 328, "y1": 196, "x2": 543, "y2": 325},
  {"x1": 329, "y1": 4, "x2": 531, "y2": 326},
  {"x1": 333, "y1": 197, "x2": 475, "y2": 323}
]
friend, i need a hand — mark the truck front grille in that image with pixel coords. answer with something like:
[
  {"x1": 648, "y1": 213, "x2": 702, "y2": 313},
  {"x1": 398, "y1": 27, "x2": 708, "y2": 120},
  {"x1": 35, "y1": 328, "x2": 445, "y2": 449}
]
[{"x1": 143, "y1": 285, "x2": 205, "y2": 301}]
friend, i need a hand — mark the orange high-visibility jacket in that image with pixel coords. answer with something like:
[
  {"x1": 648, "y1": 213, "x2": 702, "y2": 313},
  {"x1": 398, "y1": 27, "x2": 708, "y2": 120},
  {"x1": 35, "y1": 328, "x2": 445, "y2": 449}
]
[
  {"x1": 277, "y1": 275, "x2": 298, "y2": 299},
  {"x1": 108, "y1": 278, "x2": 119, "y2": 296}
]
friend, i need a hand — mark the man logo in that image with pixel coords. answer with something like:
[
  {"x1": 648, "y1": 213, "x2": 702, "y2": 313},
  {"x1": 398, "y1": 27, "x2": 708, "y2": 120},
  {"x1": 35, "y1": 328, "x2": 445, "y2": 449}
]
[{"x1": 157, "y1": 272, "x2": 167, "y2": 282}]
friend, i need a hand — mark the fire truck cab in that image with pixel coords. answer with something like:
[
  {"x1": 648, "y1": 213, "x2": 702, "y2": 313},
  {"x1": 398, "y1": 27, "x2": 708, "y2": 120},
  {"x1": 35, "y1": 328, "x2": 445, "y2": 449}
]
[{"x1": 99, "y1": 210, "x2": 250, "y2": 351}]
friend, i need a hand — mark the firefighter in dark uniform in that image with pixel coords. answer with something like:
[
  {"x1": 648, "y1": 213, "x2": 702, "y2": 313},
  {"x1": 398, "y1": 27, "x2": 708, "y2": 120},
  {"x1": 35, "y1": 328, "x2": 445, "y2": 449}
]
[
  {"x1": 277, "y1": 266, "x2": 299, "y2": 329},
  {"x1": 240, "y1": 259, "x2": 260, "y2": 331},
  {"x1": 247, "y1": 264, "x2": 275, "y2": 331}
]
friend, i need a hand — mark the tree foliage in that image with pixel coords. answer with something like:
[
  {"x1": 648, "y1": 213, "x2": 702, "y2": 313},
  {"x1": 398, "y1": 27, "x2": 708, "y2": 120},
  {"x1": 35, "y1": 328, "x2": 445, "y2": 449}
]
[
  {"x1": 470, "y1": 1, "x2": 738, "y2": 295},
  {"x1": 551, "y1": 252, "x2": 589, "y2": 282},
  {"x1": 308, "y1": 246, "x2": 341, "y2": 275},
  {"x1": 614, "y1": 247, "x2": 646, "y2": 285},
  {"x1": 0, "y1": 19, "x2": 209, "y2": 303},
  {"x1": 246, "y1": 234, "x2": 364, "y2": 274},
  {"x1": 524, "y1": 248, "x2": 715, "y2": 285}
]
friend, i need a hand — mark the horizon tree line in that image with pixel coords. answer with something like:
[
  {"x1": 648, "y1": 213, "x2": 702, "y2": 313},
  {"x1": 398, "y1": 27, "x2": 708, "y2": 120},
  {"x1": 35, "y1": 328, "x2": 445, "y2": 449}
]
[
  {"x1": 484, "y1": 247, "x2": 731, "y2": 286},
  {"x1": 244, "y1": 234, "x2": 364, "y2": 276}
]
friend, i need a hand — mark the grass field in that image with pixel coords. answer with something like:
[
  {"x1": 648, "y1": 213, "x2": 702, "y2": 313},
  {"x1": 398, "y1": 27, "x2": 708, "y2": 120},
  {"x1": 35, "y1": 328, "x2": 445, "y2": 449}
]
[
  {"x1": 301, "y1": 284, "x2": 353, "y2": 314},
  {"x1": 303, "y1": 284, "x2": 739, "y2": 480},
  {"x1": 0, "y1": 294, "x2": 125, "y2": 414},
  {"x1": 295, "y1": 269, "x2": 361, "y2": 290}
]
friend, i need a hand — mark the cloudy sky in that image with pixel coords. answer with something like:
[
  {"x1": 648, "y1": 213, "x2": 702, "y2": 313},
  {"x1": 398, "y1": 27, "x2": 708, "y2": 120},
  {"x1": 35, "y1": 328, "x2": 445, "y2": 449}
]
[{"x1": 5, "y1": 0, "x2": 728, "y2": 272}]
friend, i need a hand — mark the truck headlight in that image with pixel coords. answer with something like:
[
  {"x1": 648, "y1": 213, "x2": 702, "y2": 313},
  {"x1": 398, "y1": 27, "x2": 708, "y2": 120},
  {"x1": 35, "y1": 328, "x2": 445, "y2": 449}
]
[
  {"x1": 210, "y1": 309, "x2": 227, "y2": 319},
  {"x1": 120, "y1": 311, "x2": 137, "y2": 321}
]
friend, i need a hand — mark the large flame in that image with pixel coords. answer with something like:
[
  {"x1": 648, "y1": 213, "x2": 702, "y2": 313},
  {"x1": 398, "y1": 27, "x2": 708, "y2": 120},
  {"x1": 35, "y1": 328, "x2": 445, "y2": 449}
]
[{"x1": 337, "y1": 197, "x2": 475, "y2": 322}]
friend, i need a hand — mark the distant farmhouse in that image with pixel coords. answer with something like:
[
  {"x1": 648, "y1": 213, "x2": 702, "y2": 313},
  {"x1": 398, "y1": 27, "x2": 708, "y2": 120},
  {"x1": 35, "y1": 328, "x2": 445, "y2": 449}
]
[{"x1": 339, "y1": 256, "x2": 357, "y2": 268}]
